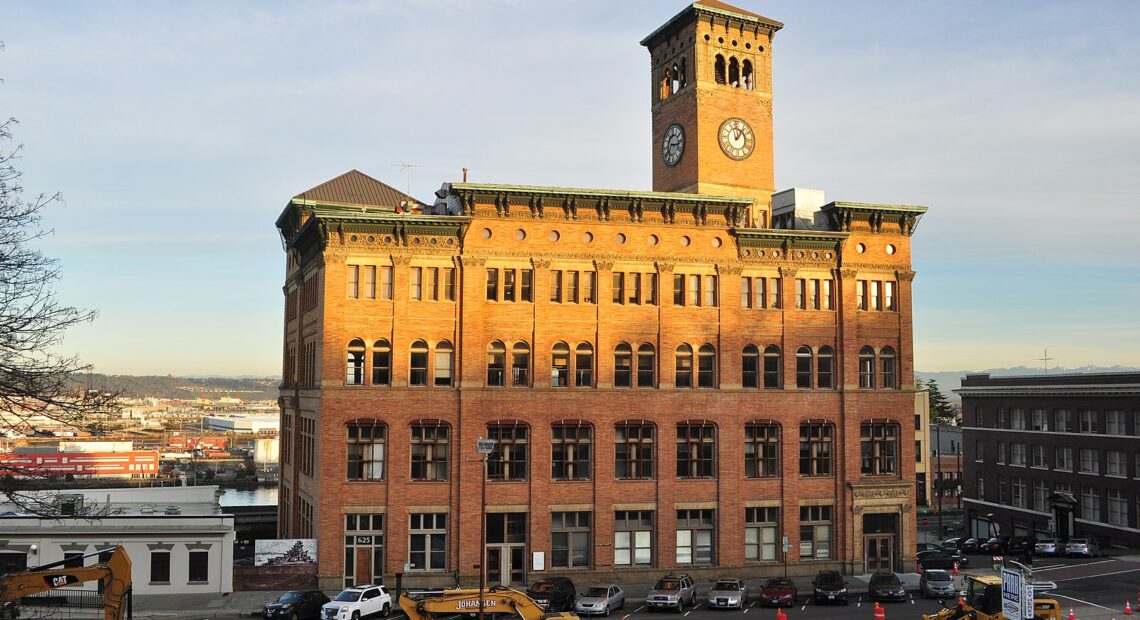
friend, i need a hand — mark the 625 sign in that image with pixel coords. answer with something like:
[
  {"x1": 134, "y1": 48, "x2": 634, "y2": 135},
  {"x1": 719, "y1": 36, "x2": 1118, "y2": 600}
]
[{"x1": 43, "y1": 574, "x2": 80, "y2": 588}]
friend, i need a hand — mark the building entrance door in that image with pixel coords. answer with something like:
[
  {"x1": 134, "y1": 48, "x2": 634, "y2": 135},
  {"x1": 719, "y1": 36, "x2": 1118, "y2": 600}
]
[
  {"x1": 484, "y1": 545, "x2": 525, "y2": 586},
  {"x1": 864, "y1": 535, "x2": 893, "y2": 572}
]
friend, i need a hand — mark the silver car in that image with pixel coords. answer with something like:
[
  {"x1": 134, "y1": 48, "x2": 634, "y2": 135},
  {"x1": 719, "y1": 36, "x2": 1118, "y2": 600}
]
[
  {"x1": 1065, "y1": 538, "x2": 1101, "y2": 558},
  {"x1": 1035, "y1": 538, "x2": 1062, "y2": 557},
  {"x1": 575, "y1": 585, "x2": 624, "y2": 617},
  {"x1": 920, "y1": 569, "x2": 956, "y2": 599},
  {"x1": 707, "y1": 578, "x2": 748, "y2": 610}
]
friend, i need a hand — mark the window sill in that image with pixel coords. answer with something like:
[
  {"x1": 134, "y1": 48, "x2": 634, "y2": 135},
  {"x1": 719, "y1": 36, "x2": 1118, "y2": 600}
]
[
  {"x1": 187, "y1": 580, "x2": 209, "y2": 585},
  {"x1": 552, "y1": 478, "x2": 593, "y2": 483},
  {"x1": 346, "y1": 479, "x2": 387, "y2": 483},
  {"x1": 615, "y1": 478, "x2": 655, "y2": 482},
  {"x1": 1077, "y1": 471, "x2": 1101, "y2": 476},
  {"x1": 1104, "y1": 474, "x2": 1127, "y2": 479},
  {"x1": 150, "y1": 582, "x2": 171, "y2": 586},
  {"x1": 409, "y1": 479, "x2": 450, "y2": 484}
]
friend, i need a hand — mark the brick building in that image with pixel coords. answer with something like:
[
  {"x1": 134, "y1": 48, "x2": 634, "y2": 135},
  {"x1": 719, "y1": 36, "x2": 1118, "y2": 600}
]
[
  {"x1": 959, "y1": 372, "x2": 1140, "y2": 549},
  {"x1": 276, "y1": 1, "x2": 927, "y2": 590}
]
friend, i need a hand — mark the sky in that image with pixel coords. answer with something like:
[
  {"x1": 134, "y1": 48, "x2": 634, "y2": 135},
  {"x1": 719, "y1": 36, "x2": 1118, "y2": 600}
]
[{"x1": 4, "y1": 0, "x2": 1140, "y2": 377}]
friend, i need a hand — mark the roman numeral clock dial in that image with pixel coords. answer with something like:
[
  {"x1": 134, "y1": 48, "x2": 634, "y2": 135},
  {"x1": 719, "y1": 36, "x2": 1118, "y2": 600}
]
[
  {"x1": 718, "y1": 117, "x2": 755, "y2": 160},
  {"x1": 661, "y1": 123, "x2": 685, "y2": 167}
]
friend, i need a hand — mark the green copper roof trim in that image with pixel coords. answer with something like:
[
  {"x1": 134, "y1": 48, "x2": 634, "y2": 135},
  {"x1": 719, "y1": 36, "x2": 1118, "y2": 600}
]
[
  {"x1": 449, "y1": 182, "x2": 753, "y2": 206},
  {"x1": 641, "y1": 2, "x2": 783, "y2": 47},
  {"x1": 821, "y1": 201, "x2": 928, "y2": 215},
  {"x1": 733, "y1": 229, "x2": 847, "y2": 249}
]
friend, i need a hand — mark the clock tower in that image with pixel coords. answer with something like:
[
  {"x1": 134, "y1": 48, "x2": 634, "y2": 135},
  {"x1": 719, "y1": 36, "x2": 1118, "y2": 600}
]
[{"x1": 642, "y1": 1, "x2": 782, "y2": 227}]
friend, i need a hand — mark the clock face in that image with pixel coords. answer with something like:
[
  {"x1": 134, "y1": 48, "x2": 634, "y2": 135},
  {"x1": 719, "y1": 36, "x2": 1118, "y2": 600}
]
[
  {"x1": 718, "y1": 117, "x2": 755, "y2": 160},
  {"x1": 661, "y1": 123, "x2": 685, "y2": 166}
]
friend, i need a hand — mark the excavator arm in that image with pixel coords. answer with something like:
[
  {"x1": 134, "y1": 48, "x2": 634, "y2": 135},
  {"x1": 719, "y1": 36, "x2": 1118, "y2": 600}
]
[
  {"x1": 0, "y1": 546, "x2": 131, "y2": 620},
  {"x1": 399, "y1": 587, "x2": 578, "y2": 620}
]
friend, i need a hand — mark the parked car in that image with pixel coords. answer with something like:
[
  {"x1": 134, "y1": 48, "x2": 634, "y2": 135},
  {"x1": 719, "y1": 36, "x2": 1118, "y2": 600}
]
[
  {"x1": 918, "y1": 542, "x2": 942, "y2": 553},
  {"x1": 943, "y1": 537, "x2": 981, "y2": 555},
  {"x1": 321, "y1": 585, "x2": 392, "y2": 620},
  {"x1": 1007, "y1": 537, "x2": 1034, "y2": 554},
  {"x1": 867, "y1": 573, "x2": 907, "y2": 603},
  {"x1": 264, "y1": 590, "x2": 330, "y2": 620},
  {"x1": 1035, "y1": 538, "x2": 1063, "y2": 557},
  {"x1": 917, "y1": 549, "x2": 958, "y2": 571},
  {"x1": 575, "y1": 585, "x2": 624, "y2": 617},
  {"x1": 527, "y1": 577, "x2": 577, "y2": 612},
  {"x1": 811, "y1": 570, "x2": 849, "y2": 605},
  {"x1": 706, "y1": 578, "x2": 748, "y2": 610},
  {"x1": 646, "y1": 574, "x2": 697, "y2": 612},
  {"x1": 919, "y1": 570, "x2": 956, "y2": 599},
  {"x1": 1065, "y1": 538, "x2": 1101, "y2": 558},
  {"x1": 759, "y1": 577, "x2": 798, "y2": 608},
  {"x1": 938, "y1": 542, "x2": 969, "y2": 567},
  {"x1": 979, "y1": 536, "x2": 1010, "y2": 554}
]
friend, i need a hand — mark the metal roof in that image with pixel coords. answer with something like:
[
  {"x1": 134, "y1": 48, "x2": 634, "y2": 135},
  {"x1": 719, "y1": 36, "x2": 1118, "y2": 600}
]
[{"x1": 291, "y1": 169, "x2": 424, "y2": 210}]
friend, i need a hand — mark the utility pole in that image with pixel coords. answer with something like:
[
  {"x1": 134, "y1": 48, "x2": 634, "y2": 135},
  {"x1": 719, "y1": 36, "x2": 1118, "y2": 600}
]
[
  {"x1": 935, "y1": 424, "x2": 943, "y2": 537},
  {"x1": 475, "y1": 438, "x2": 495, "y2": 620}
]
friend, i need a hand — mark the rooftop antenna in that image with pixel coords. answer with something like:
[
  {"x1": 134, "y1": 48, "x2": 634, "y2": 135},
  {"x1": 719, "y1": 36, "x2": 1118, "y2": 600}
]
[
  {"x1": 392, "y1": 162, "x2": 422, "y2": 199},
  {"x1": 1037, "y1": 348, "x2": 1054, "y2": 373}
]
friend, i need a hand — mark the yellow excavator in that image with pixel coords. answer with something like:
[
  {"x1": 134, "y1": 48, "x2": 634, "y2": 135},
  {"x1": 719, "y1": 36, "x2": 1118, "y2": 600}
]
[
  {"x1": 922, "y1": 575, "x2": 1061, "y2": 620},
  {"x1": 0, "y1": 546, "x2": 131, "y2": 620},
  {"x1": 399, "y1": 587, "x2": 579, "y2": 620}
]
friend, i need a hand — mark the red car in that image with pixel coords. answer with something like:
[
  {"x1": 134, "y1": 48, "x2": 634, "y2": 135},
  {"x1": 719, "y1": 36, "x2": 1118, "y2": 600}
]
[{"x1": 759, "y1": 577, "x2": 798, "y2": 607}]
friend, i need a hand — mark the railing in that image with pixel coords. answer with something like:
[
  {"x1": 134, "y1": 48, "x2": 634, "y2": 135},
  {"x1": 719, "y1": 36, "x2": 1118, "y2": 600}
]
[{"x1": 20, "y1": 588, "x2": 104, "y2": 609}]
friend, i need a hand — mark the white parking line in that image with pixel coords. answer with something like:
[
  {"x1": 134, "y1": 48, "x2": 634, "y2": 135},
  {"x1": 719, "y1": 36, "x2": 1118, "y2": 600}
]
[
  {"x1": 857, "y1": 596, "x2": 863, "y2": 608},
  {"x1": 635, "y1": 606, "x2": 646, "y2": 614},
  {"x1": 1055, "y1": 567, "x2": 1140, "y2": 582},
  {"x1": 1048, "y1": 593, "x2": 1121, "y2": 613},
  {"x1": 909, "y1": 595, "x2": 915, "y2": 605},
  {"x1": 1035, "y1": 559, "x2": 1116, "y2": 572}
]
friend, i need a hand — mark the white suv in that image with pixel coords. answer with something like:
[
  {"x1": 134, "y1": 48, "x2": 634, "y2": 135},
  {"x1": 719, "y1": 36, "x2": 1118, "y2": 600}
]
[{"x1": 321, "y1": 585, "x2": 392, "y2": 620}]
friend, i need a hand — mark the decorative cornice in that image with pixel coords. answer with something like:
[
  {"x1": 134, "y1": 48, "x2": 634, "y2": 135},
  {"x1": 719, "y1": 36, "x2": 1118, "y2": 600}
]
[
  {"x1": 459, "y1": 256, "x2": 486, "y2": 267},
  {"x1": 656, "y1": 262, "x2": 676, "y2": 274},
  {"x1": 717, "y1": 264, "x2": 743, "y2": 276},
  {"x1": 779, "y1": 266, "x2": 798, "y2": 278},
  {"x1": 595, "y1": 260, "x2": 614, "y2": 271},
  {"x1": 896, "y1": 270, "x2": 917, "y2": 282},
  {"x1": 821, "y1": 201, "x2": 927, "y2": 236},
  {"x1": 532, "y1": 259, "x2": 552, "y2": 269}
]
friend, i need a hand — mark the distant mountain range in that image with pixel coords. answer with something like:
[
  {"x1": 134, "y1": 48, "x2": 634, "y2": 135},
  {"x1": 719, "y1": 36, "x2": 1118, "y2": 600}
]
[
  {"x1": 69, "y1": 374, "x2": 280, "y2": 400},
  {"x1": 915, "y1": 365, "x2": 1140, "y2": 404}
]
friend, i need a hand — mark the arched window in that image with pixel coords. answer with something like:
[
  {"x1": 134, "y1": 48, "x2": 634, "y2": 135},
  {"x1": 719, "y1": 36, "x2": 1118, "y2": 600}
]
[
  {"x1": 742, "y1": 59, "x2": 754, "y2": 90},
  {"x1": 859, "y1": 346, "x2": 876, "y2": 389},
  {"x1": 714, "y1": 54, "x2": 726, "y2": 85},
  {"x1": 675, "y1": 344, "x2": 694, "y2": 388},
  {"x1": 511, "y1": 342, "x2": 530, "y2": 387},
  {"x1": 763, "y1": 345, "x2": 781, "y2": 389},
  {"x1": 409, "y1": 340, "x2": 429, "y2": 386},
  {"x1": 679, "y1": 57, "x2": 688, "y2": 89},
  {"x1": 728, "y1": 57, "x2": 740, "y2": 87},
  {"x1": 880, "y1": 347, "x2": 897, "y2": 389},
  {"x1": 697, "y1": 344, "x2": 716, "y2": 388},
  {"x1": 434, "y1": 340, "x2": 453, "y2": 387},
  {"x1": 817, "y1": 346, "x2": 834, "y2": 390},
  {"x1": 660, "y1": 68, "x2": 672, "y2": 101},
  {"x1": 487, "y1": 341, "x2": 506, "y2": 386},
  {"x1": 637, "y1": 344, "x2": 656, "y2": 388},
  {"x1": 552, "y1": 342, "x2": 570, "y2": 387},
  {"x1": 346, "y1": 339, "x2": 366, "y2": 385},
  {"x1": 372, "y1": 339, "x2": 391, "y2": 386},
  {"x1": 346, "y1": 419, "x2": 385, "y2": 480},
  {"x1": 796, "y1": 346, "x2": 813, "y2": 389},
  {"x1": 614, "y1": 343, "x2": 633, "y2": 388},
  {"x1": 671, "y1": 62, "x2": 681, "y2": 94},
  {"x1": 742, "y1": 345, "x2": 760, "y2": 388},
  {"x1": 575, "y1": 343, "x2": 594, "y2": 387}
]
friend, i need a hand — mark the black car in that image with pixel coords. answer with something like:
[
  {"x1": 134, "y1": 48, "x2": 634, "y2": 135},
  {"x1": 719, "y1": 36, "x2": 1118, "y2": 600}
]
[
  {"x1": 916, "y1": 550, "x2": 957, "y2": 571},
  {"x1": 264, "y1": 590, "x2": 330, "y2": 620},
  {"x1": 943, "y1": 537, "x2": 981, "y2": 554},
  {"x1": 527, "y1": 577, "x2": 576, "y2": 612},
  {"x1": 867, "y1": 573, "x2": 907, "y2": 602},
  {"x1": 811, "y1": 570, "x2": 849, "y2": 605},
  {"x1": 918, "y1": 543, "x2": 942, "y2": 553},
  {"x1": 1006, "y1": 536, "x2": 1034, "y2": 554},
  {"x1": 979, "y1": 536, "x2": 1010, "y2": 554}
]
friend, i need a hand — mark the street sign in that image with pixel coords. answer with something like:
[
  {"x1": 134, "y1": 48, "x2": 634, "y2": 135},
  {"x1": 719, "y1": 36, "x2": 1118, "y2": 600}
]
[
  {"x1": 1001, "y1": 568, "x2": 1032, "y2": 620},
  {"x1": 922, "y1": 517, "x2": 929, "y2": 526},
  {"x1": 476, "y1": 438, "x2": 495, "y2": 454},
  {"x1": 782, "y1": 536, "x2": 790, "y2": 553}
]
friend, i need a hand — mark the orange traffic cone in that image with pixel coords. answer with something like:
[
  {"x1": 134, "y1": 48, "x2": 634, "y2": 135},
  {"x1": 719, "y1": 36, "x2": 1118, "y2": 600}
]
[
  {"x1": 1125, "y1": 602, "x2": 1133, "y2": 616},
  {"x1": 776, "y1": 608, "x2": 788, "y2": 620},
  {"x1": 953, "y1": 562, "x2": 959, "y2": 575},
  {"x1": 873, "y1": 601, "x2": 886, "y2": 620},
  {"x1": 1069, "y1": 608, "x2": 1076, "y2": 620}
]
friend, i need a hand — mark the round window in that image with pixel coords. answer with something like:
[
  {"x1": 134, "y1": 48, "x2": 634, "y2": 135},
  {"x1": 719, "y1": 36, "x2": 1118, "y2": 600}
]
[
  {"x1": 549, "y1": 230, "x2": 560, "y2": 242},
  {"x1": 481, "y1": 228, "x2": 492, "y2": 240},
  {"x1": 515, "y1": 229, "x2": 526, "y2": 240},
  {"x1": 680, "y1": 236, "x2": 691, "y2": 247},
  {"x1": 616, "y1": 233, "x2": 627, "y2": 245}
]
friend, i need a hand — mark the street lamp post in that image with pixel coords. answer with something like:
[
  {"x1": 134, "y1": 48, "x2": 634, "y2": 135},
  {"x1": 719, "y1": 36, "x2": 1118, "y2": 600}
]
[
  {"x1": 935, "y1": 425, "x2": 943, "y2": 537},
  {"x1": 475, "y1": 438, "x2": 495, "y2": 620}
]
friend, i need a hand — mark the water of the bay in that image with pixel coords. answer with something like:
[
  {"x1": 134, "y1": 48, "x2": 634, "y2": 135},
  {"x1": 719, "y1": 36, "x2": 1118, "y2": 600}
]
[{"x1": 219, "y1": 485, "x2": 279, "y2": 506}]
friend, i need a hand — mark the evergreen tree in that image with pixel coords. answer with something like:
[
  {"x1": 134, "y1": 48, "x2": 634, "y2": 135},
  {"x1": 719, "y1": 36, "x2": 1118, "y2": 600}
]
[{"x1": 926, "y1": 379, "x2": 955, "y2": 423}]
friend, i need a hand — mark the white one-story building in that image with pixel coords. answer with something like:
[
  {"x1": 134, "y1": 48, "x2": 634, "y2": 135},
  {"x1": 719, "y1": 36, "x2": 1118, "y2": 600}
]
[{"x1": 0, "y1": 485, "x2": 234, "y2": 593}]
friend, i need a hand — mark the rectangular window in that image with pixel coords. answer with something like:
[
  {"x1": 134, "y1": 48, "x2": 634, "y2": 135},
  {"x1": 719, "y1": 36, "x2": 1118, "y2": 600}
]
[
  {"x1": 1031, "y1": 445, "x2": 1046, "y2": 468},
  {"x1": 857, "y1": 280, "x2": 867, "y2": 310},
  {"x1": 741, "y1": 277, "x2": 752, "y2": 308},
  {"x1": 615, "y1": 422, "x2": 653, "y2": 480},
  {"x1": 361, "y1": 266, "x2": 376, "y2": 299},
  {"x1": 976, "y1": 472, "x2": 985, "y2": 498},
  {"x1": 551, "y1": 270, "x2": 563, "y2": 303},
  {"x1": 381, "y1": 266, "x2": 394, "y2": 300},
  {"x1": 582, "y1": 271, "x2": 595, "y2": 304},
  {"x1": 1011, "y1": 477, "x2": 1026, "y2": 508},
  {"x1": 822, "y1": 279, "x2": 834, "y2": 310},
  {"x1": 799, "y1": 423, "x2": 833, "y2": 476},
  {"x1": 770, "y1": 277, "x2": 782, "y2": 308},
  {"x1": 870, "y1": 281, "x2": 882, "y2": 310},
  {"x1": 884, "y1": 281, "x2": 895, "y2": 311},
  {"x1": 1031, "y1": 409, "x2": 1049, "y2": 431},
  {"x1": 503, "y1": 269, "x2": 516, "y2": 302},
  {"x1": 486, "y1": 268, "x2": 498, "y2": 301},
  {"x1": 411, "y1": 267, "x2": 423, "y2": 300},
  {"x1": 628, "y1": 273, "x2": 641, "y2": 304},
  {"x1": 753, "y1": 277, "x2": 767, "y2": 308},
  {"x1": 687, "y1": 274, "x2": 700, "y2": 306},
  {"x1": 567, "y1": 271, "x2": 580, "y2": 303},
  {"x1": 614, "y1": 511, "x2": 652, "y2": 566},
  {"x1": 810, "y1": 279, "x2": 820, "y2": 309},
  {"x1": 409, "y1": 513, "x2": 448, "y2": 571},
  {"x1": 552, "y1": 423, "x2": 591, "y2": 480},
  {"x1": 1079, "y1": 448, "x2": 1099, "y2": 474},
  {"x1": 1011, "y1": 409, "x2": 1026, "y2": 430},
  {"x1": 745, "y1": 423, "x2": 779, "y2": 478},
  {"x1": 411, "y1": 424, "x2": 449, "y2": 481},
  {"x1": 1106, "y1": 450, "x2": 1126, "y2": 476},
  {"x1": 703, "y1": 275, "x2": 717, "y2": 306},
  {"x1": 646, "y1": 273, "x2": 658, "y2": 305},
  {"x1": 348, "y1": 265, "x2": 360, "y2": 299},
  {"x1": 424, "y1": 267, "x2": 438, "y2": 301},
  {"x1": 675, "y1": 509, "x2": 714, "y2": 565},
  {"x1": 1081, "y1": 488, "x2": 1100, "y2": 521},
  {"x1": 676, "y1": 422, "x2": 716, "y2": 478},
  {"x1": 613, "y1": 272, "x2": 625, "y2": 304},
  {"x1": 1106, "y1": 410, "x2": 1126, "y2": 435},
  {"x1": 551, "y1": 512, "x2": 591, "y2": 569},
  {"x1": 744, "y1": 507, "x2": 779, "y2": 561},
  {"x1": 521, "y1": 269, "x2": 533, "y2": 302},
  {"x1": 1079, "y1": 410, "x2": 1098, "y2": 433},
  {"x1": 1055, "y1": 409, "x2": 1073, "y2": 432},
  {"x1": 1108, "y1": 490, "x2": 1128, "y2": 526},
  {"x1": 1033, "y1": 481, "x2": 1050, "y2": 512},
  {"x1": 1011, "y1": 443, "x2": 1026, "y2": 467},
  {"x1": 998, "y1": 441, "x2": 1007, "y2": 464},
  {"x1": 799, "y1": 506, "x2": 832, "y2": 560},
  {"x1": 860, "y1": 423, "x2": 898, "y2": 475},
  {"x1": 347, "y1": 422, "x2": 386, "y2": 480},
  {"x1": 150, "y1": 551, "x2": 171, "y2": 583},
  {"x1": 975, "y1": 439, "x2": 984, "y2": 462},
  {"x1": 1055, "y1": 447, "x2": 1072, "y2": 471},
  {"x1": 795, "y1": 278, "x2": 806, "y2": 310},
  {"x1": 442, "y1": 268, "x2": 455, "y2": 301},
  {"x1": 188, "y1": 550, "x2": 209, "y2": 583},
  {"x1": 487, "y1": 424, "x2": 528, "y2": 481}
]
